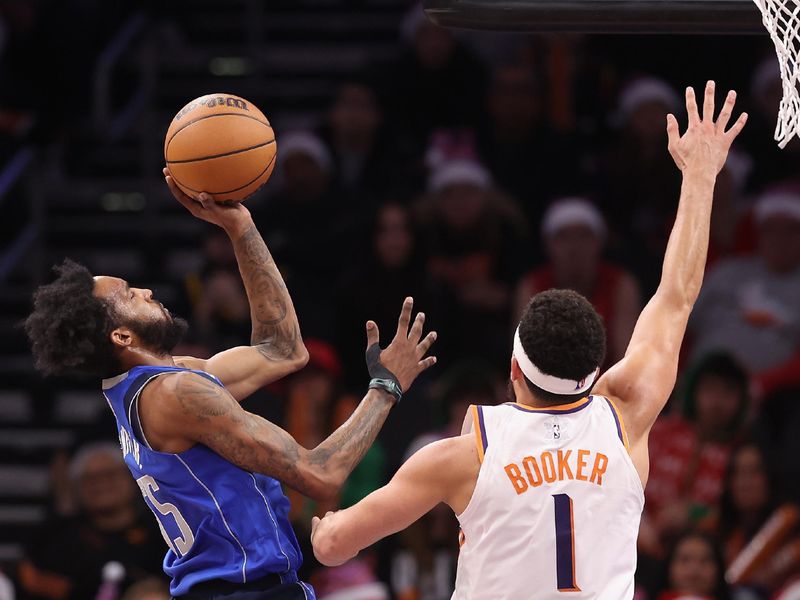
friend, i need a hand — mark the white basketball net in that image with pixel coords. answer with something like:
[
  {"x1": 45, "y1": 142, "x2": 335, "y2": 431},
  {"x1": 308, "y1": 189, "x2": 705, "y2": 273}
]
[{"x1": 753, "y1": 0, "x2": 800, "y2": 147}]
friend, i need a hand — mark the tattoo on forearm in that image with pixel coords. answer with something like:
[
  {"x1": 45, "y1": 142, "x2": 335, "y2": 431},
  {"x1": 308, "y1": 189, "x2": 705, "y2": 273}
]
[
  {"x1": 175, "y1": 373, "x2": 304, "y2": 486},
  {"x1": 233, "y1": 225, "x2": 302, "y2": 361},
  {"x1": 307, "y1": 391, "x2": 392, "y2": 475},
  {"x1": 175, "y1": 375, "x2": 393, "y2": 497}
]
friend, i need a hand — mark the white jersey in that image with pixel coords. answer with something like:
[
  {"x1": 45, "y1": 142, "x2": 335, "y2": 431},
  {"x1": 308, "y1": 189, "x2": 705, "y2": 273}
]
[{"x1": 453, "y1": 396, "x2": 644, "y2": 600}]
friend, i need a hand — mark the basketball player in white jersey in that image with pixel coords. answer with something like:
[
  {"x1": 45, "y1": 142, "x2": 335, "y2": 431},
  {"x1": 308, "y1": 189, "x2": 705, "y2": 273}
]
[{"x1": 309, "y1": 81, "x2": 748, "y2": 598}]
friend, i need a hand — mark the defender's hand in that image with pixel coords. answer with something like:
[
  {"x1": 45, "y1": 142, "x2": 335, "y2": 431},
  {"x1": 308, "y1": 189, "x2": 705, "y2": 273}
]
[
  {"x1": 164, "y1": 167, "x2": 252, "y2": 239},
  {"x1": 310, "y1": 512, "x2": 333, "y2": 545},
  {"x1": 666, "y1": 81, "x2": 748, "y2": 176},
  {"x1": 366, "y1": 297, "x2": 437, "y2": 393}
]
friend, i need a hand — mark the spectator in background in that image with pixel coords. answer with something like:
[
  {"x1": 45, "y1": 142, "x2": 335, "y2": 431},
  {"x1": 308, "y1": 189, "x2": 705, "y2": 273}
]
[
  {"x1": 600, "y1": 77, "x2": 683, "y2": 293},
  {"x1": 320, "y1": 78, "x2": 411, "y2": 205},
  {"x1": 403, "y1": 360, "x2": 501, "y2": 460},
  {"x1": 336, "y1": 202, "x2": 454, "y2": 393},
  {"x1": 642, "y1": 353, "x2": 749, "y2": 558},
  {"x1": 740, "y1": 58, "x2": 800, "y2": 192},
  {"x1": 254, "y1": 131, "x2": 353, "y2": 339},
  {"x1": 689, "y1": 191, "x2": 800, "y2": 381},
  {"x1": 712, "y1": 442, "x2": 779, "y2": 568},
  {"x1": 390, "y1": 507, "x2": 457, "y2": 600},
  {"x1": 477, "y1": 64, "x2": 580, "y2": 221},
  {"x1": 417, "y1": 158, "x2": 527, "y2": 368},
  {"x1": 655, "y1": 532, "x2": 731, "y2": 600},
  {"x1": 182, "y1": 229, "x2": 249, "y2": 354},
  {"x1": 18, "y1": 444, "x2": 166, "y2": 600},
  {"x1": 703, "y1": 442, "x2": 800, "y2": 596},
  {"x1": 378, "y1": 3, "x2": 487, "y2": 149},
  {"x1": 513, "y1": 197, "x2": 641, "y2": 366}
]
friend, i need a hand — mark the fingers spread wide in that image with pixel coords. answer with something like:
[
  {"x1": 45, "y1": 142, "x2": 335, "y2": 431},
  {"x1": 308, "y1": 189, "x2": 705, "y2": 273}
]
[
  {"x1": 418, "y1": 356, "x2": 437, "y2": 372},
  {"x1": 702, "y1": 80, "x2": 716, "y2": 122},
  {"x1": 666, "y1": 113, "x2": 680, "y2": 147},
  {"x1": 416, "y1": 330, "x2": 437, "y2": 358},
  {"x1": 725, "y1": 111, "x2": 749, "y2": 140},
  {"x1": 408, "y1": 312, "x2": 425, "y2": 343},
  {"x1": 686, "y1": 86, "x2": 700, "y2": 126},
  {"x1": 365, "y1": 320, "x2": 379, "y2": 349},
  {"x1": 716, "y1": 90, "x2": 736, "y2": 132},
  {"x1": 395, "y1": 297, "x2": 413, "y2": 338}
]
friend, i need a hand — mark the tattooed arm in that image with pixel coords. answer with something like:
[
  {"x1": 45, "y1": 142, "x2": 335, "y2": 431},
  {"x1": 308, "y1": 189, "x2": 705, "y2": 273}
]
[
  {"x1": 164, "y1": 170, "x2": 308, "y2": 400},
  {"x1": 139, "y1": 298, "x2": 438, "y2": 501}
]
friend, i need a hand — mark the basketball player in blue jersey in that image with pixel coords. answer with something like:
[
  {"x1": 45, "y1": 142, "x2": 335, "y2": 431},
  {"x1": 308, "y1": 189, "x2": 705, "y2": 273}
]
[
  {"x1": 310, "y1": 82, "x2": 748, "y2": 599},
  {"x1": 24, "y1": 169, "x2": 438, "y2": 600}
]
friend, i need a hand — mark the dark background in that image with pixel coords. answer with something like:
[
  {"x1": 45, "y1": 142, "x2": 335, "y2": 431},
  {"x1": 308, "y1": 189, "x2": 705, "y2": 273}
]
[{"x1": 0, "y1": 1, "x2": 798, "y2": 599}]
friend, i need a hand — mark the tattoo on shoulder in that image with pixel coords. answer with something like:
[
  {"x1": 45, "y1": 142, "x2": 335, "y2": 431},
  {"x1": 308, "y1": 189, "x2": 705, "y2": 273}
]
[{"x1": 174, "y1": 374, "x2": 235, "y2": 421}]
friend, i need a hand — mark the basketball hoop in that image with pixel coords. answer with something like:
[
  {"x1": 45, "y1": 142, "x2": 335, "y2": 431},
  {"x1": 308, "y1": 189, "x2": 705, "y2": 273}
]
[
  {"x1": 752, "y1": 0, "x2": 800, "y2": 147},
  {"x1": 423, "y1": 0, "x2": 800, "y2": 148}
]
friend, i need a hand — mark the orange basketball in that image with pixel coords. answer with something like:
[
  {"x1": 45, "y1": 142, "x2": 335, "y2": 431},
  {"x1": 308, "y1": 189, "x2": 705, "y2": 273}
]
[{"x1": 164, "y1": 94, "x2": 276, "y2": 202}]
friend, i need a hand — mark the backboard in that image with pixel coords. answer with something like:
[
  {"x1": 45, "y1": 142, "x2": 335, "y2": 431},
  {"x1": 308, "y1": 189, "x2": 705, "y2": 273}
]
[{"x1": 423, "y1": 0, "x2": 764, "y2": 34}]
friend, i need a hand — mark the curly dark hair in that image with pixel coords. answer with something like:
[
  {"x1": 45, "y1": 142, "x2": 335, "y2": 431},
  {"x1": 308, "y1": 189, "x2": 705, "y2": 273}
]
[
  {"x1": 517, "y1": 289, "x2": 606, "y2": 404},
  {"x1": 24, "y1": 259, "x2": 121, "y2": 377}
]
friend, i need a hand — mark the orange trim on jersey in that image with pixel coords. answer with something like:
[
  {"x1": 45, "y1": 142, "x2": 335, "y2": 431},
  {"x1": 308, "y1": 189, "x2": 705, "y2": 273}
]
[
  {"x1": 458, "y1": 529, "x2": 466, "y2": 548},
  {"x1": 512, "y1": 396, "x2": 591, "y2": 413},
  {"x1": 471, "y1": 404, "x2": 486, "y2": 463},
  {"x1": 568, "y1": 496, "x2": 582, "y2": 592},
  {"x1": 605, "y1": 396, "x2": 631, "y2": 453}
]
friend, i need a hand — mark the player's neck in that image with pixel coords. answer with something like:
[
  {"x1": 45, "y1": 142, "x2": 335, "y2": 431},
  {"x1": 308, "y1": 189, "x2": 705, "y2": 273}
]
[
  {"x1": 513, "y1": 387, "x2": 562, "y2": 409},
  {"x1": 119, "y1": 347, "x2": 176, "y2": 372}
]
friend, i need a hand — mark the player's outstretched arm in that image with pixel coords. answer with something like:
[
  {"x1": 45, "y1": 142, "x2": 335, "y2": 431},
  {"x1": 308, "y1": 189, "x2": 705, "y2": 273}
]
[
  {"x1": 164, "y1": 168, "x2": 308, "y2": 401},
  {"x1": 141, "y1": 298, "x2": 436, "y2": 501},
  {"x1": 311, "y1": 434, "x2": 478, "y2": 566},
  {"x1": 594, "y1": 81, "x2": 747, "y2": 452}
]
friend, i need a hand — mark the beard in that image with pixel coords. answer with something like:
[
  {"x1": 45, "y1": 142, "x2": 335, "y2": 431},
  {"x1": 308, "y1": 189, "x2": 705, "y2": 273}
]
[{"x1": 124, "y1": 314, "x2": 189, "y2": 355}]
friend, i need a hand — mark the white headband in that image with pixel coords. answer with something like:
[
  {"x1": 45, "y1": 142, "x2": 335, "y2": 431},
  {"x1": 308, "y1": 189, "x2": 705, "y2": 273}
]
[{"x1": 513, "y1": 327, "x2": 599, "y2": 396}]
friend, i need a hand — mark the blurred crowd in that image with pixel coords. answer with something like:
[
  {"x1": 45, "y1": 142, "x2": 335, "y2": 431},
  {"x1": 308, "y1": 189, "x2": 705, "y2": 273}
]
[{"x1": 2, "y1": 1, "x2": 800, "y2": 599}]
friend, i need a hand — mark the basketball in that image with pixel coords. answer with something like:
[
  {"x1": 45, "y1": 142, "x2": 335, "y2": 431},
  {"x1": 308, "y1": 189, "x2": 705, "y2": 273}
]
[{"x1": 164, "y1": 93, "x2": 277, "y2": 202}]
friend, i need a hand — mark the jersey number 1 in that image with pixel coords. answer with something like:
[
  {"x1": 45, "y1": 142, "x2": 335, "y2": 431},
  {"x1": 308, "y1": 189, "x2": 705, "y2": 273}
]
[{"x1": 553, "y1": 494, "x2": 581, "y2": 592}]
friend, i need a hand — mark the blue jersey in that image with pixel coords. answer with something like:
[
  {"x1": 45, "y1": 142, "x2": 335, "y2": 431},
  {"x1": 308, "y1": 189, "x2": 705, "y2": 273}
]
[{"x1": 102, "y1": 365, "x2": 313, "y2": 598}]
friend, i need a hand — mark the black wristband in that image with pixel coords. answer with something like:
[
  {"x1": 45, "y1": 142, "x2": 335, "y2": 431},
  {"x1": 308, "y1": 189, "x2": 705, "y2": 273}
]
[
  {"x1": 365, "y1": 343, "x2": 401, "y2": 386},
  {"x1": 369, "y1": 378, "x2": 402, "y2": 403}
]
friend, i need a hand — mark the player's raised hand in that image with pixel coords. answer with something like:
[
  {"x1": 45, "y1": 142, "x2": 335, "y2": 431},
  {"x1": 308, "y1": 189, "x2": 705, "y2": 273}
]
[
  {"x1": 164, "y1": 167, "x2": 252, "y2": 238},
  {"x1": 365, "y1": 297, "x2": 437, "y2": 394},
  {"x1": 666, "y1": 81, "x2": 748, "y2": 175}
]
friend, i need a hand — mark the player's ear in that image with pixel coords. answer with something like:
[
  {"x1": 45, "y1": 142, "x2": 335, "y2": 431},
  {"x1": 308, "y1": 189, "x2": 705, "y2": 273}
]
[
  {"x1": 110, "y1": 327, "x2": 133, "y2": 348},
  {"x1": 510, "y1": 357, "x2": 523, "y2": 381}
]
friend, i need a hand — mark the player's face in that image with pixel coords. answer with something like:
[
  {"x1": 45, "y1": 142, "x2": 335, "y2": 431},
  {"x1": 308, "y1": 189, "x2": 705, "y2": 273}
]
[
  {"x1": 669, "y1": 536, "x2": 718, "y2": 596},
  {"x1": 94, "y1": 276, "x2": 172, "y2": 325},
  {"x1": 93, "y1": 276, "x2": 188, "y2": 354}
]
